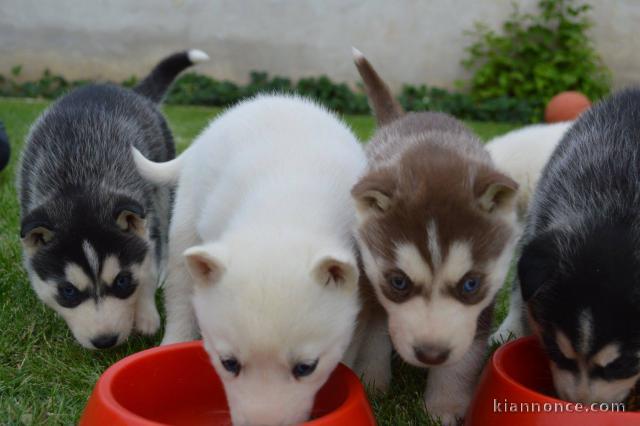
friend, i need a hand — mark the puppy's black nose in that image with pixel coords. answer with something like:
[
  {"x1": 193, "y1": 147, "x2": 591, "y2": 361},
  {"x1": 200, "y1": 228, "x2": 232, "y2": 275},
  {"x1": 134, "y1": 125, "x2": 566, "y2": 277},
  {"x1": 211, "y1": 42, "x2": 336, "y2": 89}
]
[
  {"x1": 414, "y1": 345, "x2": 450, "y2": 365},
  {"x1": 91, "y1": 334, "x2": 118, "y2": 349}
]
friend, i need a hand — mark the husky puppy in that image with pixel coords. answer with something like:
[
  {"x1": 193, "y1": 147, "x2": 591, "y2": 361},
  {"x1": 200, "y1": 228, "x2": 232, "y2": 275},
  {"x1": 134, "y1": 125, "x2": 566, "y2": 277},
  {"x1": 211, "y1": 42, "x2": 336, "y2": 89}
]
[
  {"x1": 350, "y1": 49, "x2": 519, "y2": 424},
  {"x1": 18, "y1": 49, "x2": 208, "y2": 349},
  {"x1": 497, "y1": 89, "x2": 640, "y2": 404},
  {"x1": 485, "y1": 121, "x2": 572, "y2": 219},
  {"x1": 133, "y1": 94, "x2": 366, "y2": 425}
]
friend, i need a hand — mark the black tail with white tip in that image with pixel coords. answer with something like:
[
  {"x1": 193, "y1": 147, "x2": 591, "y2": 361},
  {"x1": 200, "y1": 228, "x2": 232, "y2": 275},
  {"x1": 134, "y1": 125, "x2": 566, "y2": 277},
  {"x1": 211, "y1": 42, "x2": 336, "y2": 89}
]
[{"x1": 134, "y1": 49, "x2": 209, "y2": 103}]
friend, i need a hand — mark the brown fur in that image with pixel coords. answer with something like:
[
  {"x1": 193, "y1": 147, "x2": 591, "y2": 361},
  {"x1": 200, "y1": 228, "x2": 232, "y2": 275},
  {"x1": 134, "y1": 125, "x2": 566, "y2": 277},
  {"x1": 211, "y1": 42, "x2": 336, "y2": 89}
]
[{"x1": 352, "y1": 53, "x2": 518, "y2": 330}]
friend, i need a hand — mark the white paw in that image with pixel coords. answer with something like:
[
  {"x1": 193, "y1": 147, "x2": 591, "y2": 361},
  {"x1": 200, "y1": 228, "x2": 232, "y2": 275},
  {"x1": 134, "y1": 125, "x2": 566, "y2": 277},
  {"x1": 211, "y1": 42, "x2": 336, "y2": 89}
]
[
  {"x1": 135, "y1": 302, "x2": 161, "y2": 335},
  {"x1": 160, "y1": 333, "x2": 186, "y2": 346},
  {"x1": 425, "y1": 392, "x2": 469, "y2": 426}
]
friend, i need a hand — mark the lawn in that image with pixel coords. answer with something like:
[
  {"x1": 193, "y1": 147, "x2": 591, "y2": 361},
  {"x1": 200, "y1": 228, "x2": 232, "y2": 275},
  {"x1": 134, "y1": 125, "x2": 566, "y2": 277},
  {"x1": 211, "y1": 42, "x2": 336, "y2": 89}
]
[{"x1": 0, "y1": 97, "x2": 518, "y2": 425}]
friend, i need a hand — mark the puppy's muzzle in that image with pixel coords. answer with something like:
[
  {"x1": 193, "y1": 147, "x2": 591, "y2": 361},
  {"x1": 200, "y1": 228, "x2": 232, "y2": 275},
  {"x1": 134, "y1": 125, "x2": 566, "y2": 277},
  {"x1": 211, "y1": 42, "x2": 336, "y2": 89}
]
[{"x1": 413, "y1": 344, "x2": 450, "y2": 365}]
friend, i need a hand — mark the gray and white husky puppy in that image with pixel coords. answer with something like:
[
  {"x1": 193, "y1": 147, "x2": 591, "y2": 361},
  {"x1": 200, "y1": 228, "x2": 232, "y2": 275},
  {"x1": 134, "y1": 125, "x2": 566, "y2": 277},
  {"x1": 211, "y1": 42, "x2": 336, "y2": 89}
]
[
  {"x1": 497, "y1": 88, "x2": 640, "y2": 403},
  {"x1": 18, "y1": 49, "x2": 208, "y2": 349}
]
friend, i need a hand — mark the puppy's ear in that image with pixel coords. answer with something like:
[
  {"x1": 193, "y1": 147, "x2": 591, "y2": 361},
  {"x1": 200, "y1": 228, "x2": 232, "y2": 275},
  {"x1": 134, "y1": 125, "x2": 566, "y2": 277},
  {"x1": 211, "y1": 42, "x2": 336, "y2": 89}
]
[
  {"x1": 351, "y1": 169, "x2": 396, "y2": 216},
  {"x1": 184, "y1": 244, "x2": 227, "y2": 287},
  {"x1": 518, "y1": 232, "x2": 558, "y2": 301},
  {"x1": 20, "y1": 221, "x2": 54, "y2": 255},
  {"x1": 114, "y1": 200, "x2": 146, "y2": 236},
  {"x1": 475, "y1": 169, "x2": 518, "y2": 213},
  {"x1": 311, "y1": 250, "x2": 358, "y2": 291},
  {"x1": 21, "y1": 207, "x2": 54, "y2": 255}
]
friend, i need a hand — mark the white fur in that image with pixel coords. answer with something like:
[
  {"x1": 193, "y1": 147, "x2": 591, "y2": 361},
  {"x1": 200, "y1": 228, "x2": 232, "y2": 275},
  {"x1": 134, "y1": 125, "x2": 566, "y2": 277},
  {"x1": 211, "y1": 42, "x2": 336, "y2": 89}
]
[
  {"x1": 351, "y1": 46, "x2": 365, "y2": 61},
  {"x1": 187, "y1": 49, "x2": 210, "y2": 63},
  {"x1": 132, "y1": 146, "x2": 184, "y2": 185},
  {"x1": 485, "y1": 121, "x2": 571, "y2": 217},
  {"x1": 137, "y1": 95, "x2": 366, "y2": 425}
]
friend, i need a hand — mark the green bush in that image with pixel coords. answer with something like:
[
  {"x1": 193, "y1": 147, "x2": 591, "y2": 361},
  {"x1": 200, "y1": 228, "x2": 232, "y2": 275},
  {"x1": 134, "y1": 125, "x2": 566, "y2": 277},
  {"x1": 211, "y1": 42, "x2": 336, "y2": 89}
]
[
  {"x1": 461, "y1": 0, "x2": 611, "y2": 120},
  {"x1": 1, "y1": 67, "x2": 533, "y2": 122}
]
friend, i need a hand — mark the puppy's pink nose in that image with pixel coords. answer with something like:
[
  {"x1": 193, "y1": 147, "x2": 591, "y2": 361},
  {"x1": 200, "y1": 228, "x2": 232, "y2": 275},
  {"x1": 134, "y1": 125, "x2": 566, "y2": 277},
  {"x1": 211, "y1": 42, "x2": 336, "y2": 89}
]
[{"x1": 414, "y1": 345, "x2": 449, "y2": 365}]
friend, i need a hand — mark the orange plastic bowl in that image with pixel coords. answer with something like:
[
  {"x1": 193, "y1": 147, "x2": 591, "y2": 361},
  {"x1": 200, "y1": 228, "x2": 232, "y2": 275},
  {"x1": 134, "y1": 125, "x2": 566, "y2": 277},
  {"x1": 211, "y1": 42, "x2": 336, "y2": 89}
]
[
  {"x1": 466, "y1": 336, "x2": 638, "y2": 425},
  {"x1": 544, "y1": 91, "x2": 591, "y2": 123},
  {"x1": 80, "y1": 341, "x2": 376, "y2": 426}
]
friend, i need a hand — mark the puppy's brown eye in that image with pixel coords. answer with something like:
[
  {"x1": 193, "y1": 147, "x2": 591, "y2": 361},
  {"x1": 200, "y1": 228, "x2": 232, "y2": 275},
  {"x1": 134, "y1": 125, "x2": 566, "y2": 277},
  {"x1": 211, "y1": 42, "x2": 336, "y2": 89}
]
[{"x1": 388, "y1": 271, "x2": 412, "y2": 293}]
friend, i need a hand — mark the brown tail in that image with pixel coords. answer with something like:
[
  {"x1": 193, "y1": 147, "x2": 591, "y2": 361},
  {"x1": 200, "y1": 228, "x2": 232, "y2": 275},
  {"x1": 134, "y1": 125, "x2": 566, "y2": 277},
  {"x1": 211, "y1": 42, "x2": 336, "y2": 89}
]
[{"x1": 352, "y1": 47, "x2": 403, "y2": 126}]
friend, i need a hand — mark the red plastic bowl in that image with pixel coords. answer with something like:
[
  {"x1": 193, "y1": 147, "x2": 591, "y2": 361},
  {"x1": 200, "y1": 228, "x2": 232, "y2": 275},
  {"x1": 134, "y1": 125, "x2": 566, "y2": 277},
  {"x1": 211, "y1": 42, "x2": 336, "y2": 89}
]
[
  {"x1": 80, "y1": 341, "x2": 375, "y2": 426},
  {"x1": 466, "y1": 336, "x2": 639, "y2": 425}
]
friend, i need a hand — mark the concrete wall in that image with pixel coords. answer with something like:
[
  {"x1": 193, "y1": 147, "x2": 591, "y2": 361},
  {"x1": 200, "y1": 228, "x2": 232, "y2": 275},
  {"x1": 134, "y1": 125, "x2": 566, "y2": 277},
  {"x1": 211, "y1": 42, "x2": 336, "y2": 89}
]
[{"x1": 0, "y1": 0, "x2": 638, "y2": 91}]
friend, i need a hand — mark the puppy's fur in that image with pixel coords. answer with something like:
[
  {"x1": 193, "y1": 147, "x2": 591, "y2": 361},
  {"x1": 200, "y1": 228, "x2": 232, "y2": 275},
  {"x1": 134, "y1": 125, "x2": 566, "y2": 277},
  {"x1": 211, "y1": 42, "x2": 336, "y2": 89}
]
[
  {"x1": 485, "y1": 121, "x2": 572, "y2": 219},
  {"x1": 350, "y1": 49, "x2": 519, "y2": 425},
  {"x1": 498, "y1": 88, "x2": 640, "y2": 404},
  {"x1": 18, "y1": 50, "x2": 208, "y2": 349},
  {"x1": 133, "y1": 95, "x2": 366, "y2": 425}
]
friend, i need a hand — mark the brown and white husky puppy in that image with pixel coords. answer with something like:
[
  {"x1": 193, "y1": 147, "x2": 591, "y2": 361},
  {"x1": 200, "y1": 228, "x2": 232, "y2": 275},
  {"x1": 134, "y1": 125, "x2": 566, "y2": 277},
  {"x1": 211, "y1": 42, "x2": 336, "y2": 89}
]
[{"x1": 348, "y1": 48, "x2": 519, "y2": 424}]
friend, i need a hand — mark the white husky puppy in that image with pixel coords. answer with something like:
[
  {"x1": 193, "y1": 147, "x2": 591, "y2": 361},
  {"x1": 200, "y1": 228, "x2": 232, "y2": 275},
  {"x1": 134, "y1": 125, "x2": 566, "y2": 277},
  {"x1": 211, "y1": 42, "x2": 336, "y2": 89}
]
[
  {"x1": 133, "y1": 95, "x2": 366, "y2": 425},
  {"x1": 485, "y1": 121, "x2": 572, "y2": 219},
  {"x1": 486, "y1": 121, "x2": 572, "y2": 344}
]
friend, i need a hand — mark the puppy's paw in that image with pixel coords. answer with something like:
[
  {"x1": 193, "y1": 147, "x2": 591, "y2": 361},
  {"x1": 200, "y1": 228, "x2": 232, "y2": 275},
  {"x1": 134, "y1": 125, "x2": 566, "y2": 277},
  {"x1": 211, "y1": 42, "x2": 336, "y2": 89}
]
[
  {"x1": 359, "y1": 364, "x2": 391, "y2": 393},
  {"x1": 160, "y1": 333, "x2": 185, "y2": 346},
  {"x1": 425, "y1": 392, "x2": 468, "y2": 426},
  {"x1": 135, "y1": 302, "x2": 161, "y2": 335}
]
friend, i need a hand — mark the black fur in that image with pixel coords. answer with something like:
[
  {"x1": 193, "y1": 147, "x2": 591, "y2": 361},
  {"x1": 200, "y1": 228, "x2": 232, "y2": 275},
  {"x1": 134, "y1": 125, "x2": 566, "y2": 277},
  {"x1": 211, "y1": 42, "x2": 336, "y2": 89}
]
[{"x1": 518, "y1": 88, "x2": 640, "y2": 393}]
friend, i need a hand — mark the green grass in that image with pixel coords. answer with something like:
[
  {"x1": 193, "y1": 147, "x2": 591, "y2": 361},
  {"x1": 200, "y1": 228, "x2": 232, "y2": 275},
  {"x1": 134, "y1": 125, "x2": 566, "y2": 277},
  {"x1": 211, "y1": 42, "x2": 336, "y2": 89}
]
[{"x1": 0, "y1": 97, "x2": 518, "y2": 425}]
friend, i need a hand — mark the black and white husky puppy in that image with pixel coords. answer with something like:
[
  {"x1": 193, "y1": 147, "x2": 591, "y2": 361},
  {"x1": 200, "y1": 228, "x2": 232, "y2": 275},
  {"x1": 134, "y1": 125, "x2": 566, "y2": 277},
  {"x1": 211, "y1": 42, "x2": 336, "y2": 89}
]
[
  {"x1": 18, "y1": 49, "x2": 208, "y2": 349},
  {"x1": 498, "y1": 88, "x2": 640, "y2": 403}
]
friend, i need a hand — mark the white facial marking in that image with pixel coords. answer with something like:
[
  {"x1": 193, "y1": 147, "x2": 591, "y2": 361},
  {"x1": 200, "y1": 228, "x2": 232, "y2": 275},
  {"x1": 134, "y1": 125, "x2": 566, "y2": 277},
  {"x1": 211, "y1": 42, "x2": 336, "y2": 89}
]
[
  {"x1": 64, "y1": 263, "x2": 91, "y2": 291},
  {"x1": 578, "y1": 309, "x2": 593, "y2": 354},
  {"x1": 101, "y1": 255, "x2": 121, "y2": 286},
  {"x1": 427, "y1": 220, "x2": 441, "y2": 268},
  {"x1": 395, "y1": 243, "x2": 432, "y2": 285},
  {"x1": 552, "y1": 361, "x2": 639, "y2": 403},
  {"x1": 440, "y1": 240, "x2": 473, "y2": 284},
  {"x1": 592, "y1": 343, "x2": 620, "y2": 368},
  {"x1": 556, "y1": 330, "x2": 577, "y2": 360},
  {"x1": 82, "y1": 240, "x2": 100, "y2": 278}
]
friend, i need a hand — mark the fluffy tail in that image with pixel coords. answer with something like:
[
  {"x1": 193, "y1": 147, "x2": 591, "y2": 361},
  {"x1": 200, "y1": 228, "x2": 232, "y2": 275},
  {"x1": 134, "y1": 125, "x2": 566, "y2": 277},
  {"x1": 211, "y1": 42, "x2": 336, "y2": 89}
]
[
  {"x1": 352, "y1": 47, "x2": 403, "y2": 126},
  {"x1": 132, "y1": 147, "x2": 184, "y2": 186},
  {"x1": 134, "y1": 49, "x2": 209, "y2": 103}
]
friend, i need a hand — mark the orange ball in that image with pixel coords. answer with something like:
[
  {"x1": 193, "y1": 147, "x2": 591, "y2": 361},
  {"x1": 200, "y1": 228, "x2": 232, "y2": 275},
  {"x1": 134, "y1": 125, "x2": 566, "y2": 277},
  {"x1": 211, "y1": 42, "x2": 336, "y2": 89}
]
[{"x1": 544, "y1": 91, "x2": 592, "y2": 123}]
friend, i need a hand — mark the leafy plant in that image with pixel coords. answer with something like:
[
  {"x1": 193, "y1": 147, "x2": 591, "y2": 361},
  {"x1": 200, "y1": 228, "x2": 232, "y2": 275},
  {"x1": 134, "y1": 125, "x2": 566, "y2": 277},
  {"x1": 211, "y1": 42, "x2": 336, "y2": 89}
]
[{"x1": 461, "y1": 0, "x2": 611, "y2": 120}]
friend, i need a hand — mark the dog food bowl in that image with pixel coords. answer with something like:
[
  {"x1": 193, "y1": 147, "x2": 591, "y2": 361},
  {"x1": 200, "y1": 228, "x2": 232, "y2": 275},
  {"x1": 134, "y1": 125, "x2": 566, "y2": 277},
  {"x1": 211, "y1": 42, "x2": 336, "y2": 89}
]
[
  {"x1": 80, "y1": 341, "x2": 375, "y2": 426},
  {"x1": 466, "y1": 336, "x2": 638, "y2": 425}
]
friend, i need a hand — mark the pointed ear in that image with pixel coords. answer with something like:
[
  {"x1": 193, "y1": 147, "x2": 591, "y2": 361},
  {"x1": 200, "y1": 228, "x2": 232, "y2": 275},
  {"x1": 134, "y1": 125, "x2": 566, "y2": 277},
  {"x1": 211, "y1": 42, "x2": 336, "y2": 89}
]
[
  {"x1": 20, "y1": 221, "x2": 54, "y2": 255},
  {"x1": 518, "y1": 232, "x2": 558, "y2": 301},
  {"x1": 184, "y1": 244, "x2": 227, "y2": 287},
  {"x1": 475, "y1": 170, "x2": 518, "y2": 213},
  {"x1": 351, "y1": 169, "x2": 396, "y2": 216},
  {"x1": 311, "y1": 251, "x2": 358, "y2": 290},
  {"x1": 114, "y1": 201, "x2": 146, "y2": 236}
]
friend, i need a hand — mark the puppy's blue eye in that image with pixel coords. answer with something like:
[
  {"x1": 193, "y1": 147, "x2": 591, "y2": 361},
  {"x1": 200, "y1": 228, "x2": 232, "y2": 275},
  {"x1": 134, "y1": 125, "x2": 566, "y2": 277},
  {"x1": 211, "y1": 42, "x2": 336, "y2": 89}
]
[
  {"x1": 57, "y1": 282, "x2": 84, "y2": 308},
  {"x1": 389, "y1": 272, "x2": 411, "y2": 292},
  {"x1": 221, "y1": 357, "x2": 241, "y2": 376},
  {"x1": 292, "y1": 360, "x2": 318, "y2": 378},
  {"x1": 111, "y1": 272, "x2": 136, "y2": 299},
  {"x1": 60, "y1": 283, "x2": 78, "y2": 300},
  {"x1": 462, "y1": 278, "x2": 479, "y2": 294}
]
